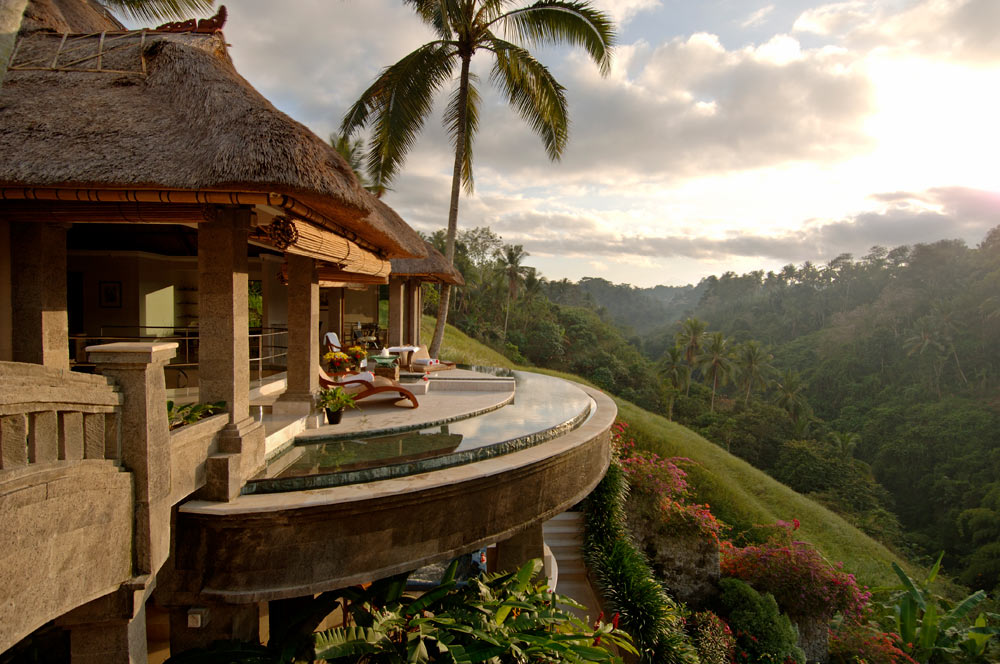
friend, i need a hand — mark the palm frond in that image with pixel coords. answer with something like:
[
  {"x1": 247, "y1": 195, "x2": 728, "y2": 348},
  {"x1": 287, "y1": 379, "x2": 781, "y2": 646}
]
[
  {"x1": 496, "y1": 1, "x2": 615, "y2": 75},
  {"x1": 444, "y1": 73, "x2": 481, "y2": 193},
  {"x1": 102, "y1": 0, "x2": 215, "y2": 22},
  {"x1": 488, "y1": 37, "x2": 568, "y2": 161},
  {"x1": 340, "y1": 42, "x2": 456, "y2": 193}
]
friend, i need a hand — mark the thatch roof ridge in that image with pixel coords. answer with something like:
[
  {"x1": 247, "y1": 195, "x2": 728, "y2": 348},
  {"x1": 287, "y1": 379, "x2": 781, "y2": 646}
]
[
  {"x1": 20, "y1": 0, "x2": 123, "y2": 35},
  {"x1": 0, "y1": 28, "x2": 427, "y2": 259},
  {"x1": 391, "y1": 240, "x2": 465, "y2": 285}
]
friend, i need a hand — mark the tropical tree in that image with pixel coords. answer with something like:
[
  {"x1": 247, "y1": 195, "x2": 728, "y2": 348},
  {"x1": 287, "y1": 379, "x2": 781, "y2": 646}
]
[
  {"x1": 696, "y1": 332, "x2": 734, "y2": 412},
  {"x1": 341, "y1": 0, "x2": 615, "y2": 358},
  {"x1": 828, "y1": 431, "x2": 860, "y2": 458},
  {"x1": 735, "y1": 340, "x2": 773, "y2": 406},
  {"x1": 676, "y1": 317, "x2": 708, "y2": 395},
  {"x1": 773, "y1": 368, "x2": 812, "y2": 426},
  {"x1": 497, "y1": 243, "x2": 531, "y2": 345},
  {"x1": 331, "y1": 134, "x2": 379, "y2": 195},
  {"x1": 1, "y1": 0, "x2": 213, "y2": 86},
  {"x1": 659, "y1": 345, "x2": 689, "y2": 421}
]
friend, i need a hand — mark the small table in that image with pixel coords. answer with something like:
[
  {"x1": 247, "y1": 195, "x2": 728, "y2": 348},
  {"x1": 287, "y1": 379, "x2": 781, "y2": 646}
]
[
  {"x1": 371, "y1": 354, "x2": 399, "y2": 380},
  {"x1": 386, "y1": 345, "x2": 420, "y2": 368}
]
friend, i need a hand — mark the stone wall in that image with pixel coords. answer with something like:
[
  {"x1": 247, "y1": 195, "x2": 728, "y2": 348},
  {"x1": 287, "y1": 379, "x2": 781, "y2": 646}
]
[{"x1": 0, "y1": 461, "x2": 133, "y2": 653}]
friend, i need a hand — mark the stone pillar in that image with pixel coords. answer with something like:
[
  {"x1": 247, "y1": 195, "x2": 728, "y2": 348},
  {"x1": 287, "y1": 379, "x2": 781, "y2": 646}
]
[
  {"x1": 198, "y1": 207, "x2": 265, "y2": 501},
  {"x1": 329, "y1": 287, "x2": 344, "y2": 345},
  {"x1": 169, "y1": 602, "x2": 267, "y2": 655},
  {"x1": 494, "y1": 524, "x2": 545, "y2": 573},
  {"x1": 88, "y1": 342, "x2": 177, "y2": 575},
  {"x1": 387, "y1": 278, "x2": 405, "y2": 347},
  {"x1": 0, "y1": 219, "x2": 11, "y2": 362},
  {"x1": 404, "y1": 280, "x2": 422, "y2": 346},
  {"x1": 10, "y1": 222, "x2": 68, "y2": 369},
  {"x1": 273, "y1": 254, "x2": 318, "y2": 416}
]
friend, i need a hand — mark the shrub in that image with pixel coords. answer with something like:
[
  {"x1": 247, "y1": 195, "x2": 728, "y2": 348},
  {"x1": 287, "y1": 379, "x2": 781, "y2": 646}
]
[
  {"x1": 583, "y1": 436, "x2": 699, "y2": 664},
  {"x1": 720, "y1": 522, "x2": 871, "y2": 621},
  {"x1": 691, "y1": 611, "x2": 736, "y2": 664},
  {"x1": 718, "y1": 577, "x2": 805, "y2": 664},
  {"x1": 614, "y1": 422, "x2": 725, "y2": 543},
  {"x1": 828, "y1": 621, "x2": 918, "y2": 664}
]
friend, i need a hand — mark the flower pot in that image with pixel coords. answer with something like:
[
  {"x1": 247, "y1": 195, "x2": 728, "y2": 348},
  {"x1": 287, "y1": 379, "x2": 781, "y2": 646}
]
[{"x1": 325, "y1": 408, "x2": 343, "y2": 425}]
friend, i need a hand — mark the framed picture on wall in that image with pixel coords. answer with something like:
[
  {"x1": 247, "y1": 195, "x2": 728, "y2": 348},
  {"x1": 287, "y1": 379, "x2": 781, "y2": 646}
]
[{"x1": 99, "y1": 281, "x2": 122, "y2": 308}]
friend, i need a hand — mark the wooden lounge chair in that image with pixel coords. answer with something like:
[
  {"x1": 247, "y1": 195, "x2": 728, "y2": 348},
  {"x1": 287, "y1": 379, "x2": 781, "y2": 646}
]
[
  {"x1": 407, "y1": 345, "x2": 456, "y2": 373},
  {"x1": 324, "y1": 332, "x2": 343, "y2": 355},
  {"x1": 319, "y1": 367, "x2": 419, "y2": 408}
]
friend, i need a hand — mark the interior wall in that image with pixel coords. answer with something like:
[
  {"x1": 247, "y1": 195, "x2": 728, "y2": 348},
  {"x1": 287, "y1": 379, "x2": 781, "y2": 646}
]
[{"x1": 343, "y1": 286, "x2": 377, "y2": 339}]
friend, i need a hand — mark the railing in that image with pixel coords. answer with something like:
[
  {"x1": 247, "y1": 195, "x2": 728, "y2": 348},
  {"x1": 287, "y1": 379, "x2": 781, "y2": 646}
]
[
  {"x1": 68, "y1": 327, "x2": 288, "y2": 385},
  {"x1": 0, "y1": 361, "x2": 122, "y2": 469}
]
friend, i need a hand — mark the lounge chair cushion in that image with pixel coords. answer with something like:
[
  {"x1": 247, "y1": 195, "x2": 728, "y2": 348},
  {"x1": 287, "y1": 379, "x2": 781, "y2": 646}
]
[{"x1": 338, "y1": 371, "x2": 375, "y2": 383}]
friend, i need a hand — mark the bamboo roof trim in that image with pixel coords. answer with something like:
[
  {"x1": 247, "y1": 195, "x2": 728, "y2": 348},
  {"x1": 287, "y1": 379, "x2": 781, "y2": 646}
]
[
  {"x1": 390, "y1": 240, "x2": 465, "y2": 285},
  {"x1": 257, "y1": 217, "x2": 391, "y2": 278}
]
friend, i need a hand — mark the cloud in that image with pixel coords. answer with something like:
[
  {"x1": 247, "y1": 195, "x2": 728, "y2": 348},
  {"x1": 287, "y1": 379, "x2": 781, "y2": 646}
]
[
  {"x1": 599, "y1": 0, "x2": 663, "y2": 25},
  {"x1": 794, "y1": 0, "x2": 1000, "y2": 65},
  {"x1": 483, "y1": 186, "x2": 999, "y2": 267},
  {"x1": 469, "y1": 31, "x2": 874, "y2": 184},
  {"x1": 741, "y1": 4, "x2": 776, "y2": 29}
]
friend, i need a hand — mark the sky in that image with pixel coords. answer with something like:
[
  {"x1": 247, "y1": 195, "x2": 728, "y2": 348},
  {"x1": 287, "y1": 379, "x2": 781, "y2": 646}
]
[{"x1": 214, "y1": 0, "x2": 999, "y2": 287}]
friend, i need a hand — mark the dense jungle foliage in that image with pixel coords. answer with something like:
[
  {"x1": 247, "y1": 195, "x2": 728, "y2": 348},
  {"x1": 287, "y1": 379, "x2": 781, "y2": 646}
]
[{"x1": 426, "y1": 226, "x2": 1000, "y2": 597}]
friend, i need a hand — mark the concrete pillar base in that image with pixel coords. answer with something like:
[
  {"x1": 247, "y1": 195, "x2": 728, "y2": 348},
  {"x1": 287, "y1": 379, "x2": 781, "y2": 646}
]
[
  {"x1": 495, "y1": 524, "x2": 545, "y2": 574},
  {"x1": 202, "y1": 417, "x2": 265, "y2": 501}
]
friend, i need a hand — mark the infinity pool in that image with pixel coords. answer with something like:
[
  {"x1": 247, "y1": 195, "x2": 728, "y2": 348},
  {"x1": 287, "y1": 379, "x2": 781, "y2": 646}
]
[{"x1": 244, "y1": 370, "x2": 594, "y2": 494}]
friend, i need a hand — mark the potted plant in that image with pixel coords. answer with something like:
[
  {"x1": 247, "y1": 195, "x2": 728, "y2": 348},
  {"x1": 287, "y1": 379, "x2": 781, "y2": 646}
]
[
  {"x1": 345, "y1": 345, "x2": 368, "y2": 369},
  {"x1": 317, "y1": 386, "x2": 356, "y2": 424},
  {"x1": 324, "y1": 350, "x2": 352, "y2": 374}
]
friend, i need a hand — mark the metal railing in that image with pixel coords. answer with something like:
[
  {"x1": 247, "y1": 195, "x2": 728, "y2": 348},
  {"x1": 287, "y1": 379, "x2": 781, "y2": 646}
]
[{"x1": 70, "y1": 326, "x2": 288, "y2": 385}]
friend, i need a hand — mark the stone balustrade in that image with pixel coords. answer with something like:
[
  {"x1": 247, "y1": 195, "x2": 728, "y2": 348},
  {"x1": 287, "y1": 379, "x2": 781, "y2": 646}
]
[{"x1": 0, "y1": 361, "x2": 122, "y2": 469}]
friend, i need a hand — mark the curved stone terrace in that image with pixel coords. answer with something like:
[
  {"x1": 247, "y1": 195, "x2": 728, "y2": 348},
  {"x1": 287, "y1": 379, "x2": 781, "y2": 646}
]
[
  {"x1": 251, "y1": 367, "x2": 595, "y2": 493},
  {"x1": 173, "y1": 367, "x2": 616, "y2": 605}
]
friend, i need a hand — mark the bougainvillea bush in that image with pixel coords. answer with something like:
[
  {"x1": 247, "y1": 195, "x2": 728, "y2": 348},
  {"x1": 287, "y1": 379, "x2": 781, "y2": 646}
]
[
  {"x1": 613, "y1": 421, "x2": 725, "y2": 543},
  {"x1": 828, "y1": 620, "x2": 918, "y2": 664},
  {"x1": 720, "y1": 521, "x2": 871, "y2": 621}
]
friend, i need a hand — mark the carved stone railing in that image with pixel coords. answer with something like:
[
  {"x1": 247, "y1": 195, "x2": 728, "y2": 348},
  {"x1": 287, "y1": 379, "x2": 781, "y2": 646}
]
[{"x1": 0, "y1": 361, "x2": 122, "y2": 469}]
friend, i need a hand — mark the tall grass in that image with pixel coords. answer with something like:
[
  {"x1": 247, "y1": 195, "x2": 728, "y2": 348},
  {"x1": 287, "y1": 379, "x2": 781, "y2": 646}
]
[{"x1": 429, "y1": 317, "x2": 911, "y2": 588}]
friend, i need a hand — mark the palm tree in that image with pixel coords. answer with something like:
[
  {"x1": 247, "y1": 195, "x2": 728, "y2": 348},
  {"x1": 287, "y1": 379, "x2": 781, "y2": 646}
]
[
  {"x1": 659, "y1": 345, "x2": 689, "y2": 421},
  {"x1": 696, "y1": 332, "x2": 734, "y2": 412},
  {"x1": 2, "y1": 0, "x2": 214, "y2": 86},
  {"x1": 735, "y1": 340, "x2": 773, "y2": 406},
  {"x1": 331, "y1": 134, "x2": 382, "y2": 195},
  {"x1": 774, "y1": 368, "x2": 812, "y2": 427},
  {"x1": 497, "y1": 243, "x2": 530, "y2": 345},
  {"x1": 828, "y1": 431, "x2": 860, "y2": 458},
  {"x1": 341, "y1": 1, "x2": 615, "y2": 358},
  {"x1": 676, "y1": 317, "x2": 708, "y2": 395}
]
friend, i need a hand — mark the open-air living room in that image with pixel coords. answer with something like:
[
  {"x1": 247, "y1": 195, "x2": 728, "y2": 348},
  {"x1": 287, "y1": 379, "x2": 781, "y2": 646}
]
[{"x1": 0, "y1": 2, "x2": 616, "y2": 662}]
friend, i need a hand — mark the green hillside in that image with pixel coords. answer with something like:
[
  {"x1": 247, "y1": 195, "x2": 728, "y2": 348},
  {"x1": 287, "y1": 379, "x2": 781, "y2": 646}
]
[{"x1": 424, "y1": 316, "x2": 911, "y2": 589}]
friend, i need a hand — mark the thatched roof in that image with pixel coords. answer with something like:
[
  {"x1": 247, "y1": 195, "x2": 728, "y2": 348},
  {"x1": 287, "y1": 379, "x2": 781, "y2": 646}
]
[
  {"x1": 20, "y1": 0, "x2": 122, "y2": 35},
  {"x1": 391, "y1": 241, "x2": 465, "y2": 286},
  {"x1": 0, "y1": 15, "x2": 427, "y2": 259}
]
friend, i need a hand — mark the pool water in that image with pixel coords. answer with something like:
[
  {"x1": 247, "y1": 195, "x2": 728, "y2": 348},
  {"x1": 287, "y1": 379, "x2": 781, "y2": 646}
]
[{"x1": 243, "y1": 370, "x2": 594, "y2": 494}]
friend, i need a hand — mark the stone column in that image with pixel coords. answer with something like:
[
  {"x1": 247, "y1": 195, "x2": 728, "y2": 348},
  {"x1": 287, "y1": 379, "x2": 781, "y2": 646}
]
[
  {"x1": 329, "y1": 287, "x2": 344, "y2": 345},
  {"x1": 197, "y1": 207, "x2": 264, "y2": 500},
  {"x1": 273, "y1": 254, "x2": 318, "y2": 416},
  {"x1": 494, "y1": 524, "x2": 545, "y2": 573},
  {"x1": 404, "y1": 280, "x2": 422, "y2": 346},
  {"x1": 88, "y1": 342, "x2": 176, "y2": 575},
  {"x1": 387, "y1": 277, "x2": 405, "y2": 347},
  {"x1": 10, "y1": 222, "x2": 68, "y2": 369}
]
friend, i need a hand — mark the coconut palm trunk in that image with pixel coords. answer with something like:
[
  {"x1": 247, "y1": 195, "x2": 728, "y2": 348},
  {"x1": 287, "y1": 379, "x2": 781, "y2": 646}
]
[{"x1": 430, "y1": 53, "x2": 471, "y2": 358}]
